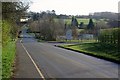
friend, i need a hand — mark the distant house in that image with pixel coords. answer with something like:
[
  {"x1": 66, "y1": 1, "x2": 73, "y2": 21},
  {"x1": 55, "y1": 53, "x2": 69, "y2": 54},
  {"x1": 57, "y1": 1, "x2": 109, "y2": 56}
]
[
  {"x1": 78, "y1": 34, "x2": 94, "y2": 40},
  {"x1": 20, "y1": 18, "x2": 29, "y2": 22}
]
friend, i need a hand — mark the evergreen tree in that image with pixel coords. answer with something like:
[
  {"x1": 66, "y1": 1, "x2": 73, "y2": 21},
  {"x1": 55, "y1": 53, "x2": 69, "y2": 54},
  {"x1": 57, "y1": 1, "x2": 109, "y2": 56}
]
[
  {"x1": 74, "y1": 18, "x2": 78, "y2": 27},
  {"x1": 79, "y1": 22, "x2": 84, "y2": 29},
  {"x1": 71, "y1": 16, "x2": 78, "y2": 27},
  {"x1": 71, "y1": 16, "x2": 74, "y2": 25},
  {"x1": 87, "y1": 18, "x2": 94, "y2": 29}
]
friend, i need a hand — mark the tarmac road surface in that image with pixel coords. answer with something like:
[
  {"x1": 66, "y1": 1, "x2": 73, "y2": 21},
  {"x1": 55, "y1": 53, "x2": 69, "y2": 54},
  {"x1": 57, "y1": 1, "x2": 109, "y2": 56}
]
[{"x1": 14, "y1": 29, "x2": 119, "y2": 79}]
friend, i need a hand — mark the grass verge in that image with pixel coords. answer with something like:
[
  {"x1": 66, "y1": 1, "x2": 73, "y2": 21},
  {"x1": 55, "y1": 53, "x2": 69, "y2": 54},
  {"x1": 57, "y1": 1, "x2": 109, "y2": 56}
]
[
  {"x1": 2, "y1": 41, "x2": 16, "y2": 78},
  {"x1": 58, "y1": 43, "x2": 119, "y2": 64}
]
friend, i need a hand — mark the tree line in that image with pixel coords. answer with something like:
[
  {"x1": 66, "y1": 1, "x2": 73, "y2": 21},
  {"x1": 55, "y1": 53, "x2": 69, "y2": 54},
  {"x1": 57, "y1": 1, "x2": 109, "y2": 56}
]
[
  {"x1": 2, "y1": 1, "x2": 30, "y2": 78},
  {"x1": 28, "y1": 10, "x2": 100, "y2": 40},
  {"x1": 2, "y1": 2, "x2": 29, "y2": 46}
]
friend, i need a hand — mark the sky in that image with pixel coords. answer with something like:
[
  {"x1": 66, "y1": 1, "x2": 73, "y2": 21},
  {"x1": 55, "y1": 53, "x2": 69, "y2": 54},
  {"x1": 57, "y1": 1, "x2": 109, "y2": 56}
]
[{"x1": 28, "y1": 0, "x2": 120, "y2": 15}]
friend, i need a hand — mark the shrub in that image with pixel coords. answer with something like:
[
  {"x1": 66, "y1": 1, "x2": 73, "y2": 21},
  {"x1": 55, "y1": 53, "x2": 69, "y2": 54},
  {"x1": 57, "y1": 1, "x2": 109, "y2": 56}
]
[
  {"x1": 98, "y1": 28, "x2": 119, "y2": 45},
  {"x1": 2, "y1": 21, "x2": 11, "y2": 47}
]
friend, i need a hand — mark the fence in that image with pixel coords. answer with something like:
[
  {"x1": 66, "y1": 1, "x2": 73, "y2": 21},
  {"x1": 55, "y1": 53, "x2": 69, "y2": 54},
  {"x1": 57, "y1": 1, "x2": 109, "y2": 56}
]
[{"x1": 98, "y1": 34, "x2": 118, "y2": 44}]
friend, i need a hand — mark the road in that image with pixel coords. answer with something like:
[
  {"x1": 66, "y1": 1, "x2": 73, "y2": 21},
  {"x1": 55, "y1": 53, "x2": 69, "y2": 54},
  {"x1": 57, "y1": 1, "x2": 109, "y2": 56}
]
[{"x1": 14, "y1": 28, "x2": 119, "y2": 78}]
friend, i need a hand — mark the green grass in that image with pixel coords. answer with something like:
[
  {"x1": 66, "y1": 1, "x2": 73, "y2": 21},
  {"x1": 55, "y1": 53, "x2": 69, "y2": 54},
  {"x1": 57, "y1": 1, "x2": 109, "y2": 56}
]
[
  {"x1": 2, "y1": 41, "x2": 16, "y2": 78},
  {"x1": 28, "y1": 33, "x2": 35, "y2": 36},
  {"x1": 58, "y1": 39, "x2": 96, "y2": 43},
  {"x1": 100, "y1": 27, "x2": 119, "y2": 32},
  {"x1": 64, "y1": 18, "x2": 96, "y2": 25},
  {"x1": 38, "y1": 38, "x2": 97, "y2": 43},
  {"x1": 60, "y1": 43, "x2": 119, "y2": 63},
  {"x1": 38, "y1": 39, "x2": 46, "y2": 42},
  {"x1": 0, "y1": 27, "x2": 1, "y2": 79},
  {"x1": 64, "y1": 18, "x2": 88, "y2": 25},
  {"x1": 54, "y1": 18, "x2": 96, "y2": 25}
]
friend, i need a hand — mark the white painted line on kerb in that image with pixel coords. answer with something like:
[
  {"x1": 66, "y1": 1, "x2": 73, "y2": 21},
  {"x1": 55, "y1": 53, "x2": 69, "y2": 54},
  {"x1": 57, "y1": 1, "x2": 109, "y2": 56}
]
[{"x1": 20, "y1": 40, "x2": 45, "y2": 80}]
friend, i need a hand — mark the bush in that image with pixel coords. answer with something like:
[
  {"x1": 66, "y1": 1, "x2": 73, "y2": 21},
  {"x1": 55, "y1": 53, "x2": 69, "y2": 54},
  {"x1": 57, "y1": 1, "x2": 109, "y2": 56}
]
[
  {"x1": 2, "y1": 21, "x2": 11, "y2": 47},
  {"x1": 98, "y1": 28, "x2": 119, "y2": 45},
  {"x1": 2, "y1": 20, "x2": 17, "y2": 78},
  {"x1": 98, "y1": 28, "x2": 120, "y2": 54}
]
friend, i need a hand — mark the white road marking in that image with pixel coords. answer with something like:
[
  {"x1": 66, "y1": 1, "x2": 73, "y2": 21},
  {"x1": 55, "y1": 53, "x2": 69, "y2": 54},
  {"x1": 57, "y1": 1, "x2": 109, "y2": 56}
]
[
  {"x1": 20, "y1": 39, "x2": 22, "y2": 43},
  {"x1": 20, "y1": 40, "x2": 45, "y2": 80}
]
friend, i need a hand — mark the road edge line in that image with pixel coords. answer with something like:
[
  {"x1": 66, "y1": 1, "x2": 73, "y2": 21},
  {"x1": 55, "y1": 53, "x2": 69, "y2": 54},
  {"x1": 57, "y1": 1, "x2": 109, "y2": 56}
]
[{"x1": 20, "y1": 41, "x2": 45, "y2": 80}]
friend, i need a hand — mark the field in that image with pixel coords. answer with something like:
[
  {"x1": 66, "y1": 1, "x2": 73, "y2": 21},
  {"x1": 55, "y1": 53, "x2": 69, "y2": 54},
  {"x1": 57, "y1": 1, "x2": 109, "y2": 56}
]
[
  {"x1": 54, "y1": 18, "x2": 97, "y2": 25},
  {"x1": 64, "y1": 18, "x2": 96, "y2": 25}
]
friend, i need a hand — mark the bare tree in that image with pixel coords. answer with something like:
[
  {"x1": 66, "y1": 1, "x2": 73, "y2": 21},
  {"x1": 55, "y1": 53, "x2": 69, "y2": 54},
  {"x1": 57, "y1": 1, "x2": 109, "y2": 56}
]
[{"x1": 29, "y1": 11, "x2": 65, "y2": 41}]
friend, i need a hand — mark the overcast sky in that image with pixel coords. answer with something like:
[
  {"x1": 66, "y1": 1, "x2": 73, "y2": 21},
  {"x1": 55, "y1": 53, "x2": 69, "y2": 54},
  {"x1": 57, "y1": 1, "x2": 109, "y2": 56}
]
[{"x1": 28, "y1": 0, "x2": 119, "y2": 15}]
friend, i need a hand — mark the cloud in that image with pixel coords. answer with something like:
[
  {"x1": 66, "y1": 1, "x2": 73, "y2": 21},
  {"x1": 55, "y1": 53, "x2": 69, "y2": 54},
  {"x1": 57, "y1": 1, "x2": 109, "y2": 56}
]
[{"x1": 29, "y1": 0, "x2": 119, "y2": 15}]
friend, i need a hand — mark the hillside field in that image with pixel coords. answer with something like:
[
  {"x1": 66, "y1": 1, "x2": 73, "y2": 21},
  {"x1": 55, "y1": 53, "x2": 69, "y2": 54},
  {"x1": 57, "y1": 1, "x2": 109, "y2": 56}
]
[{"x1": 54, "y1": 18, "x2": 107, "y2": 25}]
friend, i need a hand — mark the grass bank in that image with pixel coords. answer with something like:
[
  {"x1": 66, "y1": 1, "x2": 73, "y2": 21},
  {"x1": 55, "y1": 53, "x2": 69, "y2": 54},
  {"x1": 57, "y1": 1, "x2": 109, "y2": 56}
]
[
  {"x1": 58, "y1": 43, "x2": 119, "y2": 63},
  {"x1": 2, "y1": 41, "x2": 16, "y2": 78}
]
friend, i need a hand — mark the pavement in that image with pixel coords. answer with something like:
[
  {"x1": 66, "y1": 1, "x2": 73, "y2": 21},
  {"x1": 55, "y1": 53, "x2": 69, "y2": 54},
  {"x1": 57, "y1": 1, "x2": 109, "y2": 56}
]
[
  {"x1": 13, "y1": 28, "x2": 119, "y2": 79},
  {"x1": 13, "y1": 39, "x2": 41, "y2": 78}
]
